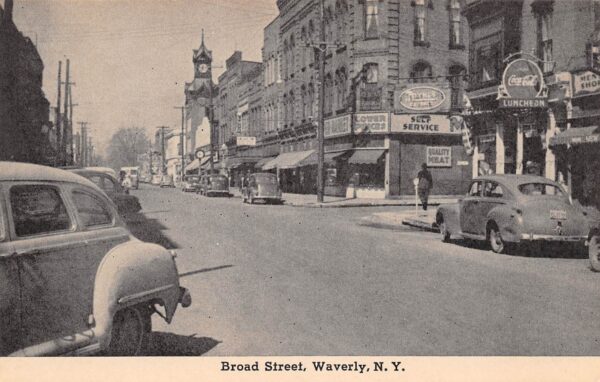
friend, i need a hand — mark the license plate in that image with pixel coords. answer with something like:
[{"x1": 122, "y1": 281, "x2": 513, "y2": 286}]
[{"x1": 550, "y1": 210, "x2": 567, "y2": 220}]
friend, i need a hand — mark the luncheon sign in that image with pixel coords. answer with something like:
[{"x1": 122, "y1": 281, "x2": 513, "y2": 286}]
[{"x1": 497, "y1": 57, "x2": 547, "y2": 108}]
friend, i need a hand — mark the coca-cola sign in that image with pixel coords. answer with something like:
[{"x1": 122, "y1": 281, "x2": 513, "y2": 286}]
[{"x1": 498, "y1": 58, "x2": 547, "y2": 108}]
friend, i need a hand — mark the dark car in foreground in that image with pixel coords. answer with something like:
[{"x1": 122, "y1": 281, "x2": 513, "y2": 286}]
[
  {"x1": 198, "y1": 174, "x2": 230, "y2": 197},
  {"x1": 0, "y1": 162, "x2": 190, "y2": 356},
  {"x1": 68, "y1": 168, "x2": 142, "y2": 217},
  {"x1": 241, "y1": 172, "x2": 282, "y2": 204},
  {"x1": 436, "y1": 174, "x2": 589, "y2": 254}
]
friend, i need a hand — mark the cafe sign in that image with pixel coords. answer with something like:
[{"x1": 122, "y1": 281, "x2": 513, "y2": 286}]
[
  {"x1": 390, "y1": 114, "x2": 460, "y2": 135},
  {"x1": 393, "y1": 85, "x2": 450, "y2": 113},
  {"x1": 498, "y1": 58, "x2": 547, "y2": 108},
  {"x1": 426, "y1": 146, "x2": 452, "y2": 167},
  {"x1": 573, "y1": 70, "x2": 600, "y2": 96},
  {"x1": 324, "y1": 114, "x2": 352, "y2": 138},
  {"x1": 353, "y1": 113, "x2": 389, "y2": 134}
]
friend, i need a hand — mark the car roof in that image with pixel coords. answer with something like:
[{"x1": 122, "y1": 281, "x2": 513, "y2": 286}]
[
  {"x1": 0, "y1": 161, "x2": 104, "y2": 191},
  {"x1": 473, "y1": 174, "x2": 560, "y2": 188},
  {"x1": 68, "y1": 168, "x2": 118, "y2": 181}
]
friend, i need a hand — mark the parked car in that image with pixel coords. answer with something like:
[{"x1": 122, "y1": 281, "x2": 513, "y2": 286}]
[
  {"x1": 160, "y1": 174, "x2": 175, "y2": 188},
  {"x1": 182, "y1": 175, "x2": 200, "y2": 192},
  {"x1": 435, "y1": 174, "x2": 589, "y2": 254},
  {"x1": 0, "y1": 162, "x2": 190, "y2": 356},
  {"x1": 198, "y1": 174, "x2": 230, "y2": 197},
  {"x1": 68, "y1": 168, "x2": 142, "y2": 217},
  {"x1": 151, "y1": 174, "x2": 162, "y2": 185},
  {"x1": 120, "y1": 166, "x2": 139, "y2": 190},
  {"x1": 241, "y1": 172, "x2": 282, "y2": 204}
]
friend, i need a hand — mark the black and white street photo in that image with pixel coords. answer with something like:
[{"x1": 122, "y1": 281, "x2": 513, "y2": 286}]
[{"x1": 1, "y1": 0, "x2": 600, "y2": 361}]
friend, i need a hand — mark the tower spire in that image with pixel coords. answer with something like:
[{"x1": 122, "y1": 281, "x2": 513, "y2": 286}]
[{"x1": 201, "y1": 29, "x2": 205, "y2": 46}]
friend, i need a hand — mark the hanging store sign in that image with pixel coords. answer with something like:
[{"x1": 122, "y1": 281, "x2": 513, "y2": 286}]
[
  {"x1": 359, "y1": 85, "x2": 383, "y2": 111},
  {"x1": 236, "y1": 136, "x2": 257, "y2": 146},
  {"x1": 390, "y1": 114, "x2": 460, "y2": 135},
  {"x1": 498, "y1": 58, "x2": 547, "y2": 108},
  {"x1": 394, "y1": 85, "x2": 450, "y2": 113},
  {"x1": 478, "y1": 134, "x2": 496, "y2": 144},
  {"x1": 426, "y1": 146, "x2": 452, "y2": 167},
  {"x1": 573, "y1": 71, "x2": 600, "y2": 96},
  {"x1": 324, "y1": 114, "x2": 352, "y2": 138},
  {"x1": 353, "y1": 113, "x2": 389, "y2": 134}
]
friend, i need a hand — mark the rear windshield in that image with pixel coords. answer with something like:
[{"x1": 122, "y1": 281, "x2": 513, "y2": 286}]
[
  {"x1": 255, "y1": 174, "x2": 277, "y2": 184},
  {"x1": 518, "y1": 183, "x2": 565, "y2": 197}
]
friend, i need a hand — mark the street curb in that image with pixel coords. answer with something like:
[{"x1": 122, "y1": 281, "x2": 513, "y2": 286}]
[
  {"x1": 401, "y1": 218, "x2": 439, "y2": 233},
  {"x1": 284, "y1": 202, "x2": 446, "y2": 209}
]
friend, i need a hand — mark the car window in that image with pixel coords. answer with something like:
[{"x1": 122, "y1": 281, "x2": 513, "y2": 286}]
[
  {"x1": 467, "y1": 181, "x2": 482, "y2": 197},
  {"x1": 101, "y1": 176, "x2": 116, "y2": 193},
  {"x1": 10, "y1": 185, "x2": 72, "y2": 237},
  {"x1": 72, "y1": 190, "x2": 114, "y2": 227},
  {"x1": 518, "y1": 183, "x2": 565, "y2": 197},
  {"x1": 483, "y1": 182, "x2": 504, "y2": 198},
  {"x1": 88, "y1": 175, "x2": 103, "y2": 188}
]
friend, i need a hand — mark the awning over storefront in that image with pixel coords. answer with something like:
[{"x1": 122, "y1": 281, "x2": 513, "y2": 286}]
[
  {"x1": 255, "y1": 156, "x2": 276, "y2": 170},
  {"x1": 262, "y1": 150, "x2": 315, "y2": 170},
  {"x1": 225, "y1": 156, "x2": 261, "y2": 169},
  {"x1": 550, "y1": 126, "x2": 600, "y2": 146},
  {"x1": 185, "y1": 156, "x2": 210, "y2": 172},
  {"x1": 347, "y1": 149, "x2": 386, "y2": 165},
  {"x1": 297, "y1": 150, "x2": 351, "y2": 167}
]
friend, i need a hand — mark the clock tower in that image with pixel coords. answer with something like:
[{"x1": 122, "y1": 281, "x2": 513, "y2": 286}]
[{"x1": 185, "y1": 30, "x2": 215, "y2": 159}]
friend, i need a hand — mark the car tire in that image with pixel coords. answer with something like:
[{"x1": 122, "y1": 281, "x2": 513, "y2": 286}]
[
  {"x1": 106, "y1": 305, "x2": 150, "y2": 356},
  {"x1": 249, "y1": 195, "x2": 254, "y2": 204},
  {"x1": 488, "y1": 223, "x2": 505, "y2": 254},
  {"x1": 589, "y1": 235, "x2": 600, "y2": 272},
  {"x1": 439, "y1": 218, "x2": 451, "y2": 243}
]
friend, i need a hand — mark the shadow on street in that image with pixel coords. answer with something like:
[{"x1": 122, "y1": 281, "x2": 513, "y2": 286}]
[
  {"x1": 142, "y1": 332, "x2": 220, "y2": 356},
  {"x1": 124, "y1": 212, "x2": 179, "y2": 249},
  {"x1": 448, "y1": 239, "x2": 588, "y2": 259}
]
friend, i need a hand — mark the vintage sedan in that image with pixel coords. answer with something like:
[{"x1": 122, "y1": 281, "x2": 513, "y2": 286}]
[
  {"x1": 68, "y1": 167, "x2": 142, "y2": 217},
  {"x1": 0, "y1": 162, "x2": 190, "y2": 356},
  {"x1": 160, "y1": 174, "x2": 175, "y2": 188},
  {"x1": 181, "y1": 175, "x2": 200, "y2": 192},
  {"x1": 198, "y1": 174, "x2": 230, "y2": 197},
  {"x1": 435, "y1": 175, "x2": 589, "y2": 253},
  {"x1": 241, "y1": 173, "x2": 282, "y2": 204}
]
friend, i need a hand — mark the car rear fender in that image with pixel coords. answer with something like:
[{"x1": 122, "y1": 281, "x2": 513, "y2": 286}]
[
  {"x1": 436, "y1": 203, "x2": 460, "y2": 234},
  {"x1": 487, "y1": 205, "x2": 521, "y2": 242},
  {"x1": 92, "y1": 241, "x2": 181, "y2": 349}
]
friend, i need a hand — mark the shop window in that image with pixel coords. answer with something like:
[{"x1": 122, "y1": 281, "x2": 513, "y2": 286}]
[
  {"x1": 448, "y1": 65, "x2": 466, "y2": 110},
  {"x1": 365, "y1": 63, "x2": 379, "y2": 84},
  {"x1": 448, "y1": 0, "x2": 464, "y2": 49},
  {"x1": 410, "y1": 61, "x2": 433, "y2": 83},
  {"x1": 413, "y1": 0, "x2": 429, "y2": 46},
  {"x1": 364, "y1": 0, "x2": 379, "y2": 39}
]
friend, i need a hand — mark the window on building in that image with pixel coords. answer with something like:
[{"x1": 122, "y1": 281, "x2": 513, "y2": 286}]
[
  {"x1": 365, "y1": 63, "x2": 379, "y2": 84},
  {"x1": 448, "y1": 64, "x2": 466, "y2": 110},
  {"x1": 300, "y1": 27, "x2": 307, "y2": 69},
  {"x1": 307, "y1": 83, "x2": 315, "y2": 119},
  {"x1": 365, "y1": 0, "x2": 379, "y2": 39},
  {"x1": 534, "y1": 5, "x2": 553, "y2": 73},
  {"x1": 410, "y1": 61, "x2": 433, "y2": 83},
  {"x1": 289, "y1": 35, "x2": 296, "y2": 76},
  {"x1": 289, "y1": 91, "x2": 295, "y2": 125},
  {"x1": 337, "y1": 68, "x2": 347, "y2": 110},
  {"x1": 413, "y1": 0, "x2": 428, "y2": 45},
  {"x1": 449, "y1": 0, "x2": 463, "y2": 48},
  {"x1": 301, "y1": 85, "x2": 307, "y2": 121},
  {"x1": 324, "y1": 74, "x2": 334, "y2": 114},
  {"x1": 472, "y1": 40, "x2": 502, "y2": 86}
]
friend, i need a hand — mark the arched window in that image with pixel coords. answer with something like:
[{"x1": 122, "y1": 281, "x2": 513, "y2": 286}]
[
  {"x1": 289, "y1": 34, "x2": 296, "y2": 76},
  {"x1": 283, "y1": 39, "x2": 289, "y2": 79},
  {"x1": 410, "y1": 61, "x2": 433, "y2": 83},
  {"x1": 307, "y1": 82, "x2": 315, "y2": 119},
  {"x1": 364, "y1": 0, "x2": 379, "y2": 39},
  {"x1": 448, "y1": 0, "x2": 462, "y2": 48},
  {"x1": 301, "y1": 85, "x2": 307, "y2": 121},
  {"x1": 448, "y1": 64, "x2": 466, "y2": 110},
  {"x1": 337, "y1": 67, "x2": 347, "y2": 110},
  {"x1": 300, "y1": 27, "x2": 307, "y2": 69}
]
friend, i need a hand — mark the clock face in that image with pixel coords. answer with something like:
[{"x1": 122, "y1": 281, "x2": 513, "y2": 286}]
[{"x1": 199, "y1": 63, "x2": 209, "y2": 73}]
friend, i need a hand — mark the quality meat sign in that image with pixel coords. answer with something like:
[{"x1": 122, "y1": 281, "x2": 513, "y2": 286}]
[{"x1": 498, "y1": 58, "x2": 547, "y2": 108}]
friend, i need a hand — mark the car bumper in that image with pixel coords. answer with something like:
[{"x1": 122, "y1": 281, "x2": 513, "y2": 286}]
[{"x1": 520, "y1": 233, "x2": 587, "y2": 242}]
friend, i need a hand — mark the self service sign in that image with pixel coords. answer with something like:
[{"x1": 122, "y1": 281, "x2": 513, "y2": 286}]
[{"x1": 426, "y1": 146, "x2": 452, "y2": 167}]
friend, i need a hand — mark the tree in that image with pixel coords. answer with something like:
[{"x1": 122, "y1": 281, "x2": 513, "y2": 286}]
[{"x1": 106, "y1": 127, "x2": 150, "y2": 170}]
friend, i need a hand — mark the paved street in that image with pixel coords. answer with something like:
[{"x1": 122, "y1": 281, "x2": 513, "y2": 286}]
[{"x1": 129, "y1": 184, "x2": 600, "y2": 356}]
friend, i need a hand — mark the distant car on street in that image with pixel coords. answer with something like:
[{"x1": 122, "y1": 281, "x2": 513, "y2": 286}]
[
  {"x1": 435, "y1": 174, "x2": 589, "y2": 254},
  {"x1": 198, "y1": 174, "x2": 230, "y2": 197},
  {"x1": 151, "y1": 174, "x2": 162, "y2": 185},
  {"x1": 160, "y1": 174, "x2": 175, "y2": 188},
  {"x1": 241, "y1": 172, "x2": 282, "y2": 204},
  {"x1": 182, "y1": 175, "x2": 200, "y2": 192},
  {"x1": 68, "y1": 168, "x2": 142, "y2": 217},
  {"x1": 0, "y1": 162, "x2": 190, "y2": 356}
]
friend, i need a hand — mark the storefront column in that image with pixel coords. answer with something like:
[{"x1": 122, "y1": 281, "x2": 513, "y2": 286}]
[
  {"x1": 495, "y1": 122, "x2": 505, "y2": 174},
  {"x1": 515, "y1": 122, "x2": 524, "y2": 175},
  {"x1": 472, "y1": 143, "x2": 479, "y2": 178},
  {"x1": 385, "y1": 136, "x2": 400, "y2": 197},
  {"x1": 545, "y1": 108, "x2": 557, "y2": 181}
]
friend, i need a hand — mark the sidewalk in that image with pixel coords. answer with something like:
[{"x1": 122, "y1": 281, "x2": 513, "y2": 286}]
[
  {"x1": 359, "y1": 209, "x2": 439, "y2": 232},
  {"x1": 230, "y1": 188, "x2": 459, "y2": 209}
]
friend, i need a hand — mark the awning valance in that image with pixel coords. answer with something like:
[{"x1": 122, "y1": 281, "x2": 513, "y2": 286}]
[
  {"x1": 550, "y1": 126, "x2": 600, "y2": 146},
  {"x1": 297, "y1": 150, "x2": 351, "y2": 167},
  {"x1": 347, "y1": 149, "x2": 386, "y2": 165},
  {"x1": 262, "y1": 150, "x2": 315, "y2": 170},
  {"x1": 255, "y1": 156, "x2": 276, "y2": 169},
  {"x1": 185, "y1": 156, "x2": 210, "y2": 172},
  {"x1": 224, "y1": 156, "x2": 261, "y2": 169}
]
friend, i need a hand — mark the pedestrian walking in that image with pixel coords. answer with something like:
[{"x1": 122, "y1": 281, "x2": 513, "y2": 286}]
[{"x1": 417, "y1": 163, "x2": 433, "y2": 211}]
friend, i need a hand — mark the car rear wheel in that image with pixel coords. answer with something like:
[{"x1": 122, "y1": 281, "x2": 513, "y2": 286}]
[
  {"x1": 589, "y1": 235, "x2": 600, "y2": 272},
  {"x1": 488, "y1": 224, "x2": 505, "y2": 254},
  {"x1": 249, "y1": 195, "x2": 254, "y2": 204},
  {"x1": 438, "y1": 215, "x2": 450, "y2": 243},
  {"x1": 106, "y1": 306, "x2": 150, "y2": 356}
]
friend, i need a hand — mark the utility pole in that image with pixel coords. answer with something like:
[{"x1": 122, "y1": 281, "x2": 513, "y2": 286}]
[
  {"x1": 55, "y1": 61, "x2": 62, "y2": 166},
  {"x1": 317, "y1": 0, "x2": 326, "y2": 203},
  {"x1": 174, "y1": 106, "x2": 186, "y2": 180},
  {"x1": 158, "y1": 126, "x2": 170, "y2": 174},
  {"x1": 209, "y1": 80, "x2": 215, "y2": 173},
  {"x1": 78, "y1": 122, "x2": 88, "y2": 166},
  {"x1": 62, "y1": 59, "x2": 70, "y2": 166}
]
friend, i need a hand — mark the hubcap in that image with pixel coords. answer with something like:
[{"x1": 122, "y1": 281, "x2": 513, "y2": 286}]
[{"x1": 491, "y1": 229, "x2": 503, "y2": 252}]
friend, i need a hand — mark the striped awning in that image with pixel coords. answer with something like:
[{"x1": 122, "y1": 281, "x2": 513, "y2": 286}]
[
  {"x1": 262, "y1": 150, "x2": 315, "y2": 170},
  {"x1": 347, "y1": 149, "x2": 386, "y2": 165}
]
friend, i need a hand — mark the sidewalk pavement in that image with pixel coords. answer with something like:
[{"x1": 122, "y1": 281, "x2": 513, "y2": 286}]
[
  {"x1": 230, "y1": 188, "x2": 459, "y2": 209},
  {"x1": 359, "y1": 209, "x2": 440, "y2": 232}
]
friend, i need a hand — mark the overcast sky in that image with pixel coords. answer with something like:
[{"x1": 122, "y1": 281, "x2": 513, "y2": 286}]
[{"x1": 12, "y1": 0, "x2": 278, "y2": 156}]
